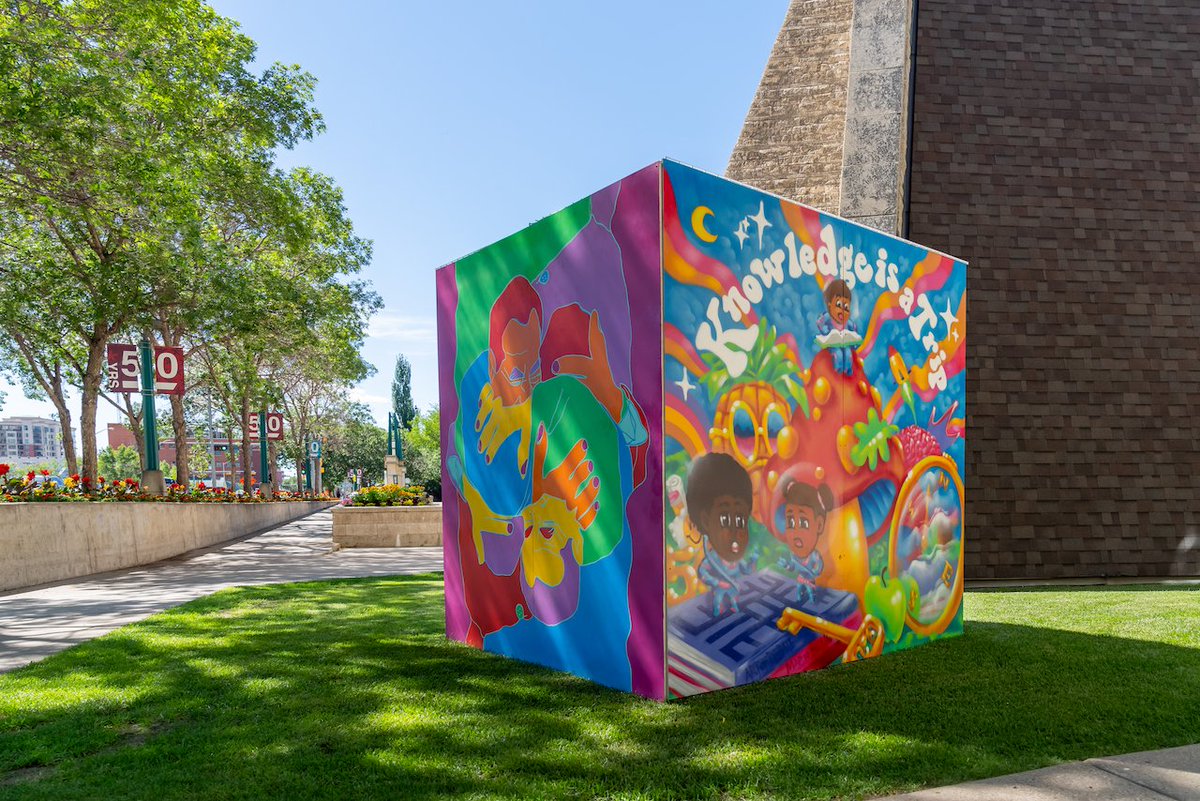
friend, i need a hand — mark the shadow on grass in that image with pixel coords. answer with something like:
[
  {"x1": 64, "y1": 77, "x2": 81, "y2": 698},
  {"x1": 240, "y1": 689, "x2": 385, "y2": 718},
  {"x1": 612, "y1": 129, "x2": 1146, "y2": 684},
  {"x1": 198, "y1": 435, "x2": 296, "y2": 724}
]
[{"x1": 0, "y1": 576, "x2": 1197, "y2": 801}]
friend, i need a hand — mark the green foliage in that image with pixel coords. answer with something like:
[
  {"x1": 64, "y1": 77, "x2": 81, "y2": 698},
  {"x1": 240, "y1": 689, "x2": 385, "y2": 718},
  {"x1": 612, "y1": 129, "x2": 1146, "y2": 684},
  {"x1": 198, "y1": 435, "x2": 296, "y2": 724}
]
[
  {"x1": 402, "y1": 406, "x2": 441, "y2": 500},
  {"x1": 350, "y1": 484, "x2": 427, "y2": 507},
  {"x1": 0, "y1": 0, "x2": 377, "y2": 484},
  {"x1": 97, "y1": 445, "x2": 141, "y2": 481},
  {"x1": 391, "y1": 355, "x2": 417, "y2": 431},
  {"x1": 699, "y1": 323, "x2": 808, "y2": 417},
  {"x1": 319, "y1": 404, "x2": 386, "y2": 486},
  {"x1": 188, "y1": 441, "x2": 213, "y2": 476}
]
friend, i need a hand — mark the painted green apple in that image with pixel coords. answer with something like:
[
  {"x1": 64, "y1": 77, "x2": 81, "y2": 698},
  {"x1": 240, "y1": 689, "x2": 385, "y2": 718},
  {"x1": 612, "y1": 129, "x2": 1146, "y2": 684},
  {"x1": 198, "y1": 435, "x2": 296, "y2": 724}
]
[
  {"x1": 863, "y1": 572, "x2": 906, "y2": 643},
  {"x1": 900, "y1": 575, "x2": 921, "y2": 617}
]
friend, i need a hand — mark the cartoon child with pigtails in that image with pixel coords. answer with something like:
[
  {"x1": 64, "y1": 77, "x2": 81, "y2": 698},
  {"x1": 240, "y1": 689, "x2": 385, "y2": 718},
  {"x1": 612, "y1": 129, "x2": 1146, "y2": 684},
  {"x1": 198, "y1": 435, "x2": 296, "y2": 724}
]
[{"x1": 774, "y1": 478, "x2": 834, "y2": 606}]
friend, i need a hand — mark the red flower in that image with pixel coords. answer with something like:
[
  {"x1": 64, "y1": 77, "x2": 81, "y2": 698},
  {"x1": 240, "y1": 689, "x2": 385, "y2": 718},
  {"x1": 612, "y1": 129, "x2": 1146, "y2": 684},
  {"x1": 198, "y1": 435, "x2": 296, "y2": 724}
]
[
  {"x1": 0, "y1": 464, "x2": 9, "y2": 477},
  {"x1": 70, "y1": 473, "x2": 80, "y2": 482},
  {"x1": 25, "y1": 471, "x2": 36, "y2": 482},
  {"x1": 98, "y1": 476, "x2": 106, "y2": 484},
  {"x1": 39, "y1": 469, "x2": 50, "y2": 476},
  {"x1": 128, "y1": 480, "x2": 139, "y2": 489},
  {"x1": 82, "y1": 476, "x2": 93, "y2": 486},
  {"x1": 197, "y1": 482, "x2": 206, "y2": 490}
]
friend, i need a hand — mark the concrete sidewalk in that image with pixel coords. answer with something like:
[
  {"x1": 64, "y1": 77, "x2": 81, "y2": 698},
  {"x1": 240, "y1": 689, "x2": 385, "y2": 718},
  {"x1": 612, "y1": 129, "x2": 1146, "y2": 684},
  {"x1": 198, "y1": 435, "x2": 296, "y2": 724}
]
[
  {"x1": 881, "y1": 745, "x2": 1200, "y2": 800},
  {"x1": 0, "y1": 508, "x2": 443, "y2": 672}
]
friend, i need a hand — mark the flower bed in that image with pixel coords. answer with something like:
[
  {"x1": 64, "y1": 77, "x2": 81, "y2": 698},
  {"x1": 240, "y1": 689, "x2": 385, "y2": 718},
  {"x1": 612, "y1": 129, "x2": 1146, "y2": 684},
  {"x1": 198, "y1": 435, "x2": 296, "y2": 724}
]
[
  {"x1": 0, "y1": 464, "x2": 332, "y2": 504},
  {"x1": 343, "y1": 484, "x2": 429, "y2": 507},
  {"x1": 332, "y1": 484, "x2": 440, "y2": 548}
]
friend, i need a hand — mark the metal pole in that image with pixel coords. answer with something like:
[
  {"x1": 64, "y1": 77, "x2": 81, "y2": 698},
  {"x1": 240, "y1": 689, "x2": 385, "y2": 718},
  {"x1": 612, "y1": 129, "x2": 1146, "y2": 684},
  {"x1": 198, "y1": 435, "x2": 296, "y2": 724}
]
[
  {"x1": 139, "y1": 339, "x2": 159, "y2": 472},
  {"x1": 207, "y1": 394, "x2": 217, "y2": 487},
  {"x1": 258, "y1": 410, "x2": 268, "y2": 494}
]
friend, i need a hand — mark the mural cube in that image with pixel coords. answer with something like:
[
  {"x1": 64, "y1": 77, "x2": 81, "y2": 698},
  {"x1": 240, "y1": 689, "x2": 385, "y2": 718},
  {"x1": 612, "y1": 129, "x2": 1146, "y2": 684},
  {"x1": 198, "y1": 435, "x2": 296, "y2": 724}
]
[{"x1": 437, "y1": 160, "x2": 967, "y2": 700}]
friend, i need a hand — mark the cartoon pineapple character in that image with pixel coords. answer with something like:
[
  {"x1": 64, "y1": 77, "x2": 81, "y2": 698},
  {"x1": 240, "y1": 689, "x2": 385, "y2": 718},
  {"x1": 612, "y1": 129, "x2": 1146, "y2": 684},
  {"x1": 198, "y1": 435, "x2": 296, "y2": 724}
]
[{"x1": 703, "y1": 324, "x2": 810, "y2": 498}]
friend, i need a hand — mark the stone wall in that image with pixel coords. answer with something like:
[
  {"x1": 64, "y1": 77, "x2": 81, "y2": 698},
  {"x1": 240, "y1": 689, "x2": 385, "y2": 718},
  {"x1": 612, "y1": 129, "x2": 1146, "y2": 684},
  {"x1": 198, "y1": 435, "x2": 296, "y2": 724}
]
[
  {"x1": 331, "y1": 505, "x2": 442, "y2": 548},
  {"x1": 907, "y1": 0, "x2": 1200, "y2": 579},
  {"x1": 726, "y1": 0, "x2": 853, "y2": 211},
  {"x1": 0, "y1": 501, "x2": 334, "y2": 592}
]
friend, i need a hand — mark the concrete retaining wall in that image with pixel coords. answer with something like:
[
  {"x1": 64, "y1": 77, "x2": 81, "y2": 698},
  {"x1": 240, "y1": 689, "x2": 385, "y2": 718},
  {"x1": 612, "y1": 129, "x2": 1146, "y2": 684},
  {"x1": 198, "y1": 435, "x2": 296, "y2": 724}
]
[
  {"x1": 0, "y1": 501, "x2": 333, "y2": 592},
  {"x1": 331, "y1": 505, "x2": 442, "y2": 548}
]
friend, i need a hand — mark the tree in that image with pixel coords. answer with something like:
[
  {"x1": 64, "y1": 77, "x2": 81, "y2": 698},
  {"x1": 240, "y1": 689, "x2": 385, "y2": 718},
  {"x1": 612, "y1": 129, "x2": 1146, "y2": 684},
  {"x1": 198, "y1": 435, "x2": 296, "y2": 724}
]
[
  {"x1": 402, "y1": 406, "x2": 441, "y2": 499},
  {"x1": 97, "y1": 445, "x2": 141, "y2": 481},
  {"x1": 392, "y1": 355, "x2": 417, "y2": 431},
  {"x1": 320, "y1": 403, "x2": 387, "y2": 487},
  {"x1": 0, "y1": 0, "x2": 324, "y2": 481}
]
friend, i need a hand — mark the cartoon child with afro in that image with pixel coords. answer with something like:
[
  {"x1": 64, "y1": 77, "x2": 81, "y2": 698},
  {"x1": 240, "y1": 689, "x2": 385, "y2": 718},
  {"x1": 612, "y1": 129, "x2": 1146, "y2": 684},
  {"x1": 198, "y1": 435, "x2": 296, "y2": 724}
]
[
  {"x1": 687, "y1": 452, "x2": 758, "y2": 617},
  {"x1": 774, "y1": 479, "x2": 834, "y2": 606}
]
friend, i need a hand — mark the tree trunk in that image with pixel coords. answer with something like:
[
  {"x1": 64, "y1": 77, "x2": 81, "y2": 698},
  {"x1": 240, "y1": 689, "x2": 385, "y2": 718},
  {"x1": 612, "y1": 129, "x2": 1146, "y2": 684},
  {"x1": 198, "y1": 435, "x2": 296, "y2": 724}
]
[
  {"x1": 268, "y1": 439, "x2": 279, "y2": 494},
  {"x1": 239, "y1": 396, "x2": 253, "y2": 494},
  {"x1": 170, "y1": 393, "x2": 189, "y2": 487},
  {"x1": 79, "y1": 335, "x2": 107, "y2": 482},
  {"x1": 294, "y1": 426, "x2": 307, "y2": 493},
  {"x1": 40, "y1": 362, "x2": 78, "y2": 475},
  {"x1": 56, "y1": 403, "x2": 78, "y2": 476},
  {"x1": 8, "y1": 337, "x2": 78, "y2": 474},
  {"x1": 120, "y1": 394, "x2": 146, "y2": 470}
]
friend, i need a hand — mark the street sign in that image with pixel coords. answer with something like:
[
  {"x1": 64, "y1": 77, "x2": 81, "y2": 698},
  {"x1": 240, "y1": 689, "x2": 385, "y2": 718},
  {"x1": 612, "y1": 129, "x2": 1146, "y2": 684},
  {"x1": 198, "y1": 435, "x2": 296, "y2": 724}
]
[
  {"x1": 153, "y1": 346, "x2": 185, "y2": 395},
  {"x1": 248, "y1": 412, "x2": 284, "y2": 441},
  {"x1": 308, "y1": 440, "x2": 321, "y2": 458},
  {"x1": 106, "y1": 343, "x2": 185, "y2": 395},
  {"x1": 106, "y1": 344, "x2": 140, "y2": 393}
]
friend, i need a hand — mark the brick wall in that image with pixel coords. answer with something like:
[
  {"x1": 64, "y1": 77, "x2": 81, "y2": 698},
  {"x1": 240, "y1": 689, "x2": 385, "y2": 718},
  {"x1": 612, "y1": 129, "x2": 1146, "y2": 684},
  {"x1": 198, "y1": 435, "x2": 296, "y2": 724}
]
[
  {"x1": 726, "y1": 0, "x2": 853, "y2": 211},
  {"x1": 907, "y1": 0, "x2": 1200, "y2": 579}
]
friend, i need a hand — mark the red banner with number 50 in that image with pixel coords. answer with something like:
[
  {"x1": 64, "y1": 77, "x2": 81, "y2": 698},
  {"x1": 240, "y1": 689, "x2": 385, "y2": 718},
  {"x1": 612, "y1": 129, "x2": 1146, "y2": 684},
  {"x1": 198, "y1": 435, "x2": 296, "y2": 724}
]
[{"x1": 106, "y1": 344, "x2": 185, "y2": 395}]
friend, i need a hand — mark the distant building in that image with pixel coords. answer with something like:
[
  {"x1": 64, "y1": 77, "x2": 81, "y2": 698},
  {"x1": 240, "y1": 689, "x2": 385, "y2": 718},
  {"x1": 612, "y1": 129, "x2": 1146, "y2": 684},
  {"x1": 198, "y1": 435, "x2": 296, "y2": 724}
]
[
  {"x1": 0, "y1": 416, "x2": 68, "y2": 467},
  {"x1": 106, "y1": 424, "x2": 264, "y2": 488}
]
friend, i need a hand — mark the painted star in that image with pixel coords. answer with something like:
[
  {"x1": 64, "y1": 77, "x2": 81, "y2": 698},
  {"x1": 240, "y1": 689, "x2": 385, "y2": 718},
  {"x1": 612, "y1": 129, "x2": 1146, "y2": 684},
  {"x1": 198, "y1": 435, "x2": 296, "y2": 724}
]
[
  {"x1": 675, "y1": 368, "x2": 696, "y2": 401},
  {"x1": 749, "y1": 201, "x2": 772, "y2": 249},
  {"x1": 939, "y1": 300, "x2": 959, "y2": 334},
  {"x1": 733, "y1": 218, "x2": 750, "y2": 248}
]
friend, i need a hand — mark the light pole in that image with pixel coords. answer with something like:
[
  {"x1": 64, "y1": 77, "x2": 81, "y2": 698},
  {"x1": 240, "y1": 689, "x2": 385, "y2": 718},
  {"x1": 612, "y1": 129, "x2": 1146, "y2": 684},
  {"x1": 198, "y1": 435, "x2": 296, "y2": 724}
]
[
  {"x1": 258, "y1": 409, "x2": 269, "y2": 494},
  {"x1": 138, "y1": 338, "x2": 165, "y2": 494}
]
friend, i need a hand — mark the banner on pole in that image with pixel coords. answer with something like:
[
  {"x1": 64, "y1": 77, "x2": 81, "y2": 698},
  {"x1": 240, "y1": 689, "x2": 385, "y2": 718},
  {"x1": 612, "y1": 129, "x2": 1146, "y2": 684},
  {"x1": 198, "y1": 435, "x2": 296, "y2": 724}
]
[
  {"x1": 248, "y1": 412, "x2": 284, "y2": 441},
  {"x1": 153, "y1": 346, "x2": 185, "y2": 395},
  {"x1": 106, "y1": 344, "x2": 140, "y2": 393},
  {"x1": 106, "y1": 343, "x2": 185, "y2": 395}
]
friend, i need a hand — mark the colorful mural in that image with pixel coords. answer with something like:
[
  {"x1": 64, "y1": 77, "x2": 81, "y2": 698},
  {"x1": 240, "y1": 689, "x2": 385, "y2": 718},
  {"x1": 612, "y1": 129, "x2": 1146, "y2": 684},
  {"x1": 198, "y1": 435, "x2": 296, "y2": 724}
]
[
  {"x1": 437, "y1": 164, "x2": 665, "y2": 699},
  {"x1": 662, "y1": 161, "x2": 966, "y2": 698},
  {"x1": 439, "y1": 159, "x2": 965, "y2": 700}
]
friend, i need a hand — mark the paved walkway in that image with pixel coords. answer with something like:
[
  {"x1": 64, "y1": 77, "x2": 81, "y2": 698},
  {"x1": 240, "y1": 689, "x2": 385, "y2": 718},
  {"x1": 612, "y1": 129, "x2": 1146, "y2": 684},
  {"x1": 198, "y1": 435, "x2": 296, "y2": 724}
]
[
  {"x1": 0, "y1": 508, "x2": 442, "y2": 673},
  {"x1": 881, "y1": 744, "x2": 1200, "y2": 800}
]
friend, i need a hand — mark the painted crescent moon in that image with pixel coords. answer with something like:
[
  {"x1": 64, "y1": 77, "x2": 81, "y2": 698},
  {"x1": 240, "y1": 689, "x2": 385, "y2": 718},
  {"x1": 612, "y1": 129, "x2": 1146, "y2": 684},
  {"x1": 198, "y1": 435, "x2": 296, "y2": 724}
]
[{"x1": 691, "y1": 206, "x2": 718, "y2": 243}]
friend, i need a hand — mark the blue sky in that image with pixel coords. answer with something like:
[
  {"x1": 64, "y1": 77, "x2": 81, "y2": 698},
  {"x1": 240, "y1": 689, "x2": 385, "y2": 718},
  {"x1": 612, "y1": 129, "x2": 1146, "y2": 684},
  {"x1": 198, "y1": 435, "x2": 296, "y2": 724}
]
[{"x1": 1, "y1": 1, "x2": 788, "y2": 434}]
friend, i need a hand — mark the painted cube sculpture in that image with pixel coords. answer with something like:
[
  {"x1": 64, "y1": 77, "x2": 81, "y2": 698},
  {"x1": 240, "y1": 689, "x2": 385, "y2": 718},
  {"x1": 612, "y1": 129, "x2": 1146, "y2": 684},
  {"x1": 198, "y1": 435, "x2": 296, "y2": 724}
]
[{"x1": 437, "y1": 161, "x2": 966, "y2": 700}]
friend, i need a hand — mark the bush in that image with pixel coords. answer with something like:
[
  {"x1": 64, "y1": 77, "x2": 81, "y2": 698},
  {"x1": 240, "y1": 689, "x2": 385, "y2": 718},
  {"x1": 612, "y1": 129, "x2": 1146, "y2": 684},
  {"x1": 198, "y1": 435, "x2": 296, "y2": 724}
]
[{"x1": 349, "y1": 483, "x2": 428, "y2": 507}]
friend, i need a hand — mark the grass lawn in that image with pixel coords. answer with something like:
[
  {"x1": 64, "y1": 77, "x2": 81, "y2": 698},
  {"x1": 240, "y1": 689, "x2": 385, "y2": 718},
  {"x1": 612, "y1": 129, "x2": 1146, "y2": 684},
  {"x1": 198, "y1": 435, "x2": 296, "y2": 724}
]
[{"x1": 1, "y1": 577, "x2": 1197, "y2": 800}]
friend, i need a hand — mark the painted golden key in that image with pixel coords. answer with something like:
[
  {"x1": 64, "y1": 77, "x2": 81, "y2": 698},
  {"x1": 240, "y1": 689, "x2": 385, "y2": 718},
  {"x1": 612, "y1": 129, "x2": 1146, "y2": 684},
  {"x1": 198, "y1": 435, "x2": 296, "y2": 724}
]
[{"x1": 776, "y1": 607, "x2": 886, "y2": 662}]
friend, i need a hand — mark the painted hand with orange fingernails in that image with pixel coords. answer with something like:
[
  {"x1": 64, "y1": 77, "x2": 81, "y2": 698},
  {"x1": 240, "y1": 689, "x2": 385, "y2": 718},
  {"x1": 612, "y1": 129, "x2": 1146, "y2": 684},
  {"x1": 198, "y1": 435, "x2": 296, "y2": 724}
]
[{"x1": 531, "y1": 422, "x2": 601, "y2": 530}]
